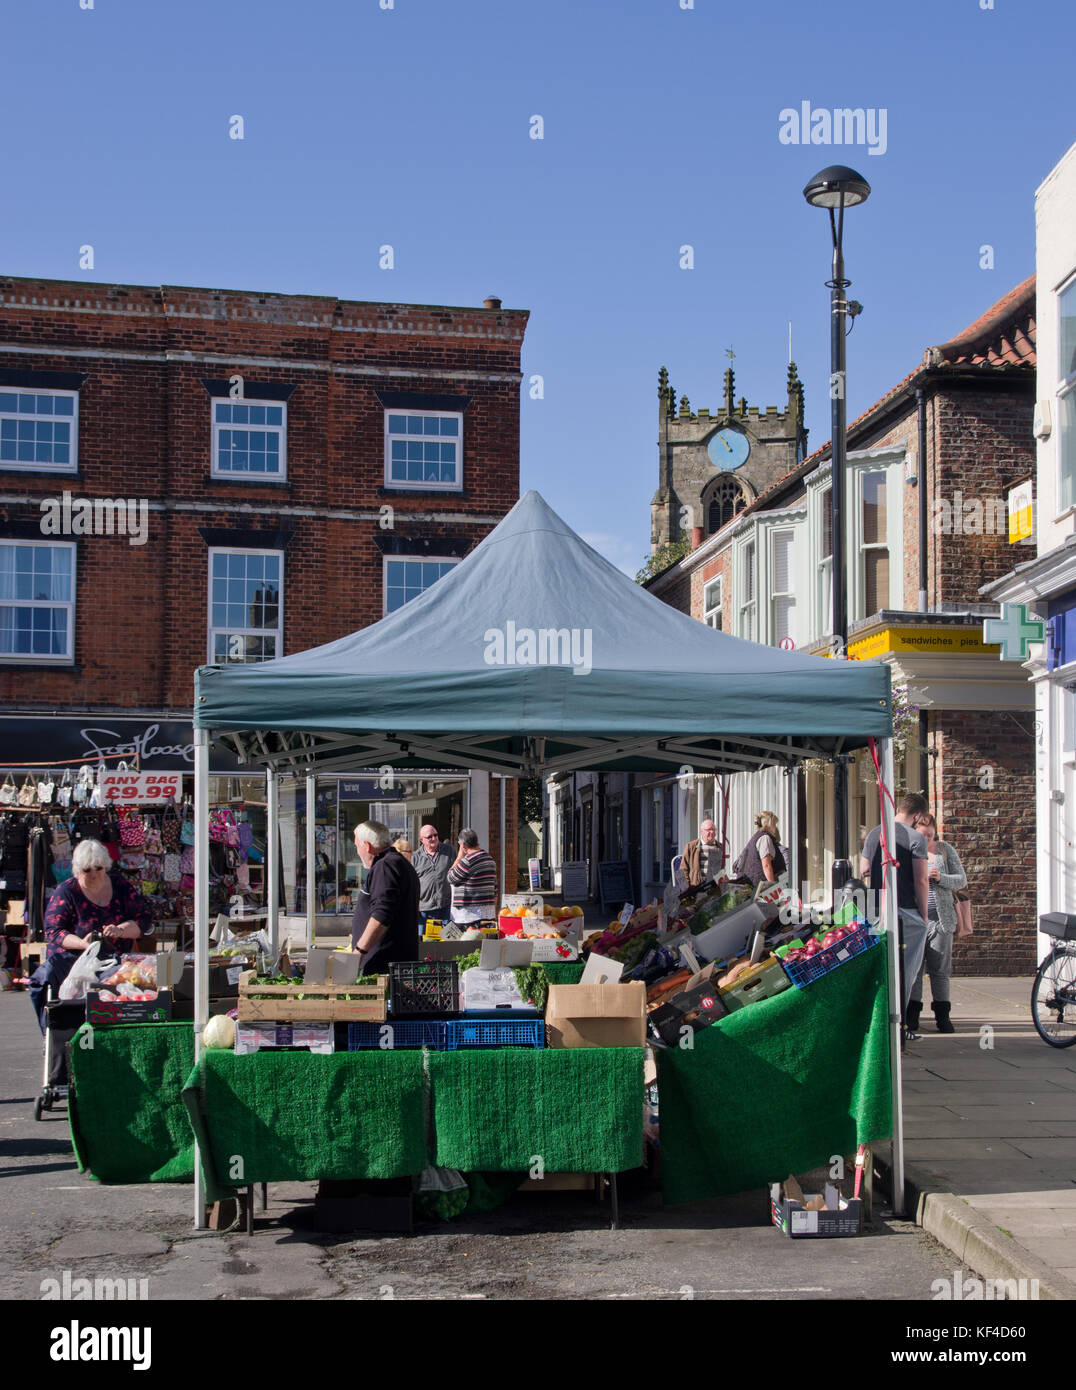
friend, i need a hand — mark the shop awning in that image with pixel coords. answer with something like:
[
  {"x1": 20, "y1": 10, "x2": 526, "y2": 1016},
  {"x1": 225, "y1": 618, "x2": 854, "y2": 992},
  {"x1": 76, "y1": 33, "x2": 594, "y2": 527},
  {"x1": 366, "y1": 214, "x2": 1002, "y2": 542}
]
[{"x1": 193, "y1": 490, "x2": 892, "y2": 776}]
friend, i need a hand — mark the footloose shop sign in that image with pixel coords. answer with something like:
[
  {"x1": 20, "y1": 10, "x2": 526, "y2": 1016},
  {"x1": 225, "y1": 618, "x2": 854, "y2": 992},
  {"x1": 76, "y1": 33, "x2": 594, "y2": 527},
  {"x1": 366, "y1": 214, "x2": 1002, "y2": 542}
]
[{"x1": 0, "y1": 717, "x2": 242, "y2": 772}]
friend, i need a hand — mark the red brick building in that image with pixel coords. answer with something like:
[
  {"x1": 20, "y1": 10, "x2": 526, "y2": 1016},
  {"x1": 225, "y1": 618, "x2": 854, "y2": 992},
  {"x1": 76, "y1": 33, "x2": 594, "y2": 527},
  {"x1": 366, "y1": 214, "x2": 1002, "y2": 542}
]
[
  {"x1": 643, "y1": 279, "x2": 1037, "y2": 973},
  {"x1": 0, "y1": 276, "x2": 526, "y2": 912}
]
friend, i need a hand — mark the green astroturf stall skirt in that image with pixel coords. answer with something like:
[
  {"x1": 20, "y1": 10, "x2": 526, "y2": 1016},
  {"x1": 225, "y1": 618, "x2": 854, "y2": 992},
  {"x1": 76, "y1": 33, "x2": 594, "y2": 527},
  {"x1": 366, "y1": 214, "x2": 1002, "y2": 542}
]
[
  {"x1": 657, "y1": 939, "x2": 892, "y2": 1204},
  {"x1": 429, "y1": 1047, "x2": 645, "y2": 1173},
  {"x1": 68, "y1": 1022, "x2": 195, "y2": 1183},
  {"x1": 182, "y1": 1050, "x2": 428, "y2": 1201}
]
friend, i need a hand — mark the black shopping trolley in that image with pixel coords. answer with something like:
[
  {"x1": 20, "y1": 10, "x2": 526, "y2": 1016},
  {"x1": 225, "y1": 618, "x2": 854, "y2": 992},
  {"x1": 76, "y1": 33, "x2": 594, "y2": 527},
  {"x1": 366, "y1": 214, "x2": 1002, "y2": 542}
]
[{"x1": 34, "y1": 987, "x2": 85, "y2": 1120}]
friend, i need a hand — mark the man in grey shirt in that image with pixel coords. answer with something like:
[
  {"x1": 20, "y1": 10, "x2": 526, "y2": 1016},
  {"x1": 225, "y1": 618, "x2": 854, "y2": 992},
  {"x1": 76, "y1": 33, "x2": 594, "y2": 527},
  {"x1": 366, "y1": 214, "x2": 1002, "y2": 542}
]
[
  {"x1": 413, "y1": 824, "x2": 452, "y2": 925},
  {"x1": 860, "y1": 792, "x2": 930, "y2": 1027}
]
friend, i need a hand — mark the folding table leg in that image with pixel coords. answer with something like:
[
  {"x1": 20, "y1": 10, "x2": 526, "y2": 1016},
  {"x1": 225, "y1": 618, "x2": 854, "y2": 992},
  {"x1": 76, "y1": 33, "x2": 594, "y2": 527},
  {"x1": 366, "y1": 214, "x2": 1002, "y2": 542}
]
[
  {"x1": 246, "y1": 1185, "x2": 254, "y2": 1235},
  {"x1": 260, "y1": 1182, "x2": 268, "y2": 1211},
  {"x1": 609, "y1": 1172, "x2": 619, "y2": 1231}
]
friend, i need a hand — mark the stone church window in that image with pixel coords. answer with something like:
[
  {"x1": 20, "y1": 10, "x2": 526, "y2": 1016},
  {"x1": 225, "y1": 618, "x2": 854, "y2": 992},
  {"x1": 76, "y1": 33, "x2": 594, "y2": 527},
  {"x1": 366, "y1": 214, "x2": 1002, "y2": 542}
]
[{"x1": 706, "y1": 476, "x2": 746, "y2": 535}]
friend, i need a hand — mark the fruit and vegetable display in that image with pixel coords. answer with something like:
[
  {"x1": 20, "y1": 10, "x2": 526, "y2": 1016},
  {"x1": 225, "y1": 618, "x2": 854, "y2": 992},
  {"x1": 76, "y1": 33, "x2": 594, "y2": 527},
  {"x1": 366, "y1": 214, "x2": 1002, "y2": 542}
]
[{"x1": 99, "y1": 955, "x2": 157, "y2": 989}]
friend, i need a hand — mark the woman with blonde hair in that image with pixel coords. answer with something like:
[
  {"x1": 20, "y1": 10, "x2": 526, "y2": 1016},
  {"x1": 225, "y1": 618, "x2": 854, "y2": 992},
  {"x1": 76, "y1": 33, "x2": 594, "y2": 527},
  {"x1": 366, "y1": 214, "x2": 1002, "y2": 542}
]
[{"x1": 733, "y1": 810, "x2": 786, "y2": 887}]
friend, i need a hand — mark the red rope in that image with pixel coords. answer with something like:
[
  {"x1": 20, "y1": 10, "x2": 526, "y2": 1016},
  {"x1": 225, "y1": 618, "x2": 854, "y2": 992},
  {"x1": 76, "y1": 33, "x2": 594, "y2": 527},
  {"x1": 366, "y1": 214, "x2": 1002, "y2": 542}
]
[{"x1": 868, "y1": 738, "x2": 899, "y2": 871}]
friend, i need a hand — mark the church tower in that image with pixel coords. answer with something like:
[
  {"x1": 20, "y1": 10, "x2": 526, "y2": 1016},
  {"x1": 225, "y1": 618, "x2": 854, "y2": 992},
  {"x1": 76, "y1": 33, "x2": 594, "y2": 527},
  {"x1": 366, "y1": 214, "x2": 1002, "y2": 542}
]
[{"x1": 650, "y1": 360, "x2": 807, "y2": 551}]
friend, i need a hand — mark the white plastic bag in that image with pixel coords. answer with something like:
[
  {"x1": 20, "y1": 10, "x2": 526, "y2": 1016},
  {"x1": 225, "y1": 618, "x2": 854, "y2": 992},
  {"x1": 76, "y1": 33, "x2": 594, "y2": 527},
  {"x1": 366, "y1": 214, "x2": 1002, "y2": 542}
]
[{"x1": 59, "y1": 940, "x2": 102, "y2": 1001}]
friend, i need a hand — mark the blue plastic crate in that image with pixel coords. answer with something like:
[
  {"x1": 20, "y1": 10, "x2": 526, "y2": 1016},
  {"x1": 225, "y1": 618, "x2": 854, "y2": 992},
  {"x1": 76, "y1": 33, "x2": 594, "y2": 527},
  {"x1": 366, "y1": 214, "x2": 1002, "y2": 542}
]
[
  {"x1": 347, "y1": 1019, "x2": 450, "y2": 1050},
  {"x1": 780, "y1": 923, "x2": 879, "y2": 990},
  {"x1": 445, "y1": 1017, "x2": 545, "y2": 1049}
]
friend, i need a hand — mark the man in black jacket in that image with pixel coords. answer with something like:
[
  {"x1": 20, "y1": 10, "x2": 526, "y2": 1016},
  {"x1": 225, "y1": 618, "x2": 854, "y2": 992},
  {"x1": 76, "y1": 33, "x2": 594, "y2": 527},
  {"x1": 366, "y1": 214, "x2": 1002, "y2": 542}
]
[{"x1": 351, "y1": 820, "x2": 420, "y2": 973}]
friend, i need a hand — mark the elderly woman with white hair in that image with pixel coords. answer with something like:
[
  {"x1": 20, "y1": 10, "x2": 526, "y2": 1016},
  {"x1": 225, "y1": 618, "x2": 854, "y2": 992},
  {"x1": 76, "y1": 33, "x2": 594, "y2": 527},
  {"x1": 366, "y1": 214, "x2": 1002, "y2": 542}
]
[{"x1": 30, "y1": 837, "x2": 153, "y2": 1032}]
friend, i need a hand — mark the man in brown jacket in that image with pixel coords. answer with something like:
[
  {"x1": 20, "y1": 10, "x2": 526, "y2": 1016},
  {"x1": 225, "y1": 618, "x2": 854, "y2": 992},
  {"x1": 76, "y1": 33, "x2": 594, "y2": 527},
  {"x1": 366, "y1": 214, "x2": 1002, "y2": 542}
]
[{"x1": 682, "y1": 819, "x2": 721, "y2": 887}]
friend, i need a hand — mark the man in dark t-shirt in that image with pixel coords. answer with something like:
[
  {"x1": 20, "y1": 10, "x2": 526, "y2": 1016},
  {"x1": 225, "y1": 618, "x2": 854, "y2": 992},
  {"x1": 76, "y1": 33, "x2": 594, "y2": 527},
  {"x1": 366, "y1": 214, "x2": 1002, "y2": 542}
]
[
  {"x1": 351, "y1": 820, "x2": 420, "y2": 973},
  {"x1": 860, "y1": 792, "x2": 929, "y2": 1023}
]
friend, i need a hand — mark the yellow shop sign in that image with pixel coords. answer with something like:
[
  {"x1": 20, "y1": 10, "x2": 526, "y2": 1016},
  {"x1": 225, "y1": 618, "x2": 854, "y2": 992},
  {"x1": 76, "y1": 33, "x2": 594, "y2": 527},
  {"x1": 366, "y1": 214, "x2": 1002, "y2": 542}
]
[{"x1": 847, "y1": 626, "x2": 1000, "y2": 660}]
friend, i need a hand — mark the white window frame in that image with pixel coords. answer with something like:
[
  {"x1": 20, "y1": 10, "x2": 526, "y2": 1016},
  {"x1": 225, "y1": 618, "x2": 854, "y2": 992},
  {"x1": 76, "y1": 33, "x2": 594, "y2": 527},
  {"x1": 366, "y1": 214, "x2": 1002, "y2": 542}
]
[
  {"x1": 770, "y1": 527, "x2": 797, "y2": 647},
  {"x1": 733, "y1": 508, "x2": 806, "y2": 647},
  {"x1": 0, "y1": 388, "x2": 79, "y2": 474},
  {"x1": 703, "y1": 575, "x2": 723, "y2": 630},
  {"x1": 207, "y1": 546, "x2": 284, "y2": 665},
  {"x1": 1057, "y1": 272, "x2": 1076, "y2": 516},
  {"x1": 0, "y1": 539, "x2": 76, "y2": 664},
  {"x1": 737, "y1": 537, "x2": 756, "y2": 640},
  {"x1": 805, "y1": 469, "x2": 832, "y2": 647},
  {"x1": 383, "y1": 409, "x2": 464, "y2": 492},
  {"x1": 848, "y1": 450, "x2": 904, "y2": 622},
  {"x1": 382, "y1": 554, "x2": 460, "y2": 616},
  {"x1": 210, "y1": 397, "x2": 288, "y2": 481}
]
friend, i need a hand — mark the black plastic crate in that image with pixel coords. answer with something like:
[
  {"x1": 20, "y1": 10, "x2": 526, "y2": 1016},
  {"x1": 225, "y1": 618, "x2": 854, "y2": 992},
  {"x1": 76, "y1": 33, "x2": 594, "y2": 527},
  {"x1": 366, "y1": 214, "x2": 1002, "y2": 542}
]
[{"x1": 389, "y1": 960, "x2": 460, "y2": 1017}]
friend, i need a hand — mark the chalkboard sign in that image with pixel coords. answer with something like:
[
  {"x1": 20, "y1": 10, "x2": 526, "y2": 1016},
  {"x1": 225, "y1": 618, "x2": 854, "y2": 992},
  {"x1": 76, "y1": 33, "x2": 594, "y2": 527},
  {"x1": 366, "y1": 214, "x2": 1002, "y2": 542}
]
[
  {"x1": 560, "y1": 860, "x2": 589, "y2": 902},
  {"x1": 598, "y1": 860, "x2": 633, "y2": 911}
]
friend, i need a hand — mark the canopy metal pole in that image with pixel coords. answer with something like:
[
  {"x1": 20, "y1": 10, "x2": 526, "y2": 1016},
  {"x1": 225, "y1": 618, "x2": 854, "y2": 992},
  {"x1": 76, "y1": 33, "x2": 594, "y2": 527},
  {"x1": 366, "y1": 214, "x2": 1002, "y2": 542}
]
[
  {"x1": 879, "y1": 736, "x2": 905, "y2": 1216},
  {"x1": 498, "y1": 773, "x2": 506, "y2": 904},
  {"x1": 788, "y1": 763, "x2": 800, "y2": 892},
  {"x1": 193, "y1": 727, "x2": 210, "y2": 1231},
  {"x1": 305, "y1": 773, "x2": 316, "y2": 948},
  {"x1": 267, "y1": 765, "x2": 279, "y2": 958}
]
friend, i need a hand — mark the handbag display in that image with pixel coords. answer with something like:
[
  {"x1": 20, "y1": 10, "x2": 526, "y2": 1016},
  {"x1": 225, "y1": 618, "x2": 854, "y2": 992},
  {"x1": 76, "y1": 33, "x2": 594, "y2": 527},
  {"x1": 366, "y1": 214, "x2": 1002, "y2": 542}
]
[
  {"x1": 162, "y1": 852, "x2": 183, "y2": 885},
  {"x1": 17, "y1": 776, "x2": 37, "y2": 808},
  {"x1": 51, "y1": 823, "x2": 73, "y2": 861},
  {"x1": 72, "y1": 764, "x2": 94, "y2": 805},
  {"x1": 36, "y1": 773, "x2": 55, "y2": 805},
  {"x1": 56, "y1": 768, "x2": 74, "y2": 808},
  {"x1": 0, "y1": 774, "x2": 16, "y2": 807},
  {"x1": 161, "y1": 800, "x2": 182, "y2": 852},
  {"x1": 143, "y1": 822, "x2": 163, "y2": 856},
  {"x1": 180, "y1": 814, "x2": 195, "y2": 846},
  {"x1": 118, "y1": 806, "x2": 146, "y2": 848}
]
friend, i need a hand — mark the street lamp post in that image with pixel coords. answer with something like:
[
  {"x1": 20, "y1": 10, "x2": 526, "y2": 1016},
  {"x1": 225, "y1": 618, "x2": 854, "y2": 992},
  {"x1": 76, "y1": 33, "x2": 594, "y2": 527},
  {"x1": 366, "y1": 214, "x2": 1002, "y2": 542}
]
[{"x1": 803, "y1": 164, "x2": 871, "y2": 897}]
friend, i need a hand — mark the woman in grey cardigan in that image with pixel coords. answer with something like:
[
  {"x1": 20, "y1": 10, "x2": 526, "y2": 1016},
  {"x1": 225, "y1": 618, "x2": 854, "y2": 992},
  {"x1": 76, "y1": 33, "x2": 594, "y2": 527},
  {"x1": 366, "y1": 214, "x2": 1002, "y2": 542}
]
[{"x1": 907, "y1": 812, "x2": 967, "y2": 1034}]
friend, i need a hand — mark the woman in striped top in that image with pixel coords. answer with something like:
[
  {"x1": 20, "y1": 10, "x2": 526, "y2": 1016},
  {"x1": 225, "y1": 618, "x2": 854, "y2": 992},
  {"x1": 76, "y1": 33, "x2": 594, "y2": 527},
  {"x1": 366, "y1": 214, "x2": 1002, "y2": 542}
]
[{"x1": 447, "y1": 827, "x2": 498, "y2": 923}]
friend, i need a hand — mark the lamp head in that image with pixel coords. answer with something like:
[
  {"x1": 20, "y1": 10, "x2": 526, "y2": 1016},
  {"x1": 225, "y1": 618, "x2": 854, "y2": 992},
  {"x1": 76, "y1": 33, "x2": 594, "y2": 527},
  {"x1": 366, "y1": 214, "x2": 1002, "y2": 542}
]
[{"x1": 803, "y1": 165, "x2": 871, "y2": 209}]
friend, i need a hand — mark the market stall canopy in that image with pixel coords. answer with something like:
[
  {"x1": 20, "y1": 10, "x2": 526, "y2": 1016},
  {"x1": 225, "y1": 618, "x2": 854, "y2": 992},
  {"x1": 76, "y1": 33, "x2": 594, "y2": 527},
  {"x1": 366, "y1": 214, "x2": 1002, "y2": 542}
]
[{"x1": 194, "y1": 490, "x2": 892, "y2": 777}]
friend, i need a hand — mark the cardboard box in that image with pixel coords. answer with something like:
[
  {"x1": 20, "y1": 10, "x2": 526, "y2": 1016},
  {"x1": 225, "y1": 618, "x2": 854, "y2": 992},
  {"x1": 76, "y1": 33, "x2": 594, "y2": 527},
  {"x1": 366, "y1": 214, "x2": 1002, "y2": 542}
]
[
  {"x1": 517, "y1": 1171, "x2": 594, "y2": 1192},
  {"x1": 420, "y1": 938, "x2": 484, "y2": 961},
  {"x1": 461, "y1": 965, "x2": 529, "y2": 1011},
  {"x1": 234, "y1": 1020, "x2": 334, "y2": 1054},
  {"x1": 691, "y1": 901, "x2": 774, "y2": 964},
  {"x1": 545, "y1": 981, "x2": 646, "y2": 1048},
  {"x1": 172, "y1": 962, "x2": 246, "y2": 1002},
  {"x1": 85, "y1": 989, "x2": 174, "y2": 1026},
  {"x1": 770, "y1": 1178, "x2": 863, "y2": 1238},
  {"x1": 648, "y1": 964, "x2": 729, "y2": 1046}
]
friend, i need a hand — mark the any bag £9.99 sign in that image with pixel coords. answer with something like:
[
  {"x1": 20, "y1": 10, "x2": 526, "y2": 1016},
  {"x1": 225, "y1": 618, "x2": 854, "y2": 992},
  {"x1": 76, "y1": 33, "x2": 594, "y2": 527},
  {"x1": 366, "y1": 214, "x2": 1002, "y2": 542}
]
[{"x1": 100, "y1": 772, "x2": 183, "y2": 803}]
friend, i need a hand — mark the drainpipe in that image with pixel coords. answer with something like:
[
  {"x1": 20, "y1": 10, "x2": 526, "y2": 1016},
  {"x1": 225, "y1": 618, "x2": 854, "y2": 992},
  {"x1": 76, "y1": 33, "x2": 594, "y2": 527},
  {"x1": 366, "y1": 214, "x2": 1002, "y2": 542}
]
[{"x1": 916, "y1": 388, "x2": 928, "y2": 613}]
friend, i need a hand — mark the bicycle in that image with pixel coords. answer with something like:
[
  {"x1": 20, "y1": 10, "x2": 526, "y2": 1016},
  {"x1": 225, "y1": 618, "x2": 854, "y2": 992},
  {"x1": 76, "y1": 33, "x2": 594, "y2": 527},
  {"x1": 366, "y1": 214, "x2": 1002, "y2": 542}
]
[{"x1": 1031, "y1": 914, "x2": 1076, "y2": 1048}]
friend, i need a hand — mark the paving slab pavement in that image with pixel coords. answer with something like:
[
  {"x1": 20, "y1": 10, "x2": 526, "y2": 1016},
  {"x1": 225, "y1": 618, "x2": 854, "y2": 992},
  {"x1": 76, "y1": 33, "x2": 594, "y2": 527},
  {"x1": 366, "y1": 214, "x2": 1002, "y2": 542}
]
[{"x1": 876, "y1": 975, "x2": 1076, "y2": 1300}]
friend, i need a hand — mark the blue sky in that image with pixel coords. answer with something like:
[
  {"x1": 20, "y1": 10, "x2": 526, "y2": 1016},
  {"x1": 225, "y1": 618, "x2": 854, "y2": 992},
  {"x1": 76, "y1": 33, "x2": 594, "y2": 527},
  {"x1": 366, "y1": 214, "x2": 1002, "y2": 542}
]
[{"x1": 3, "y1": 0, "x2": 1073, "y2": 573}]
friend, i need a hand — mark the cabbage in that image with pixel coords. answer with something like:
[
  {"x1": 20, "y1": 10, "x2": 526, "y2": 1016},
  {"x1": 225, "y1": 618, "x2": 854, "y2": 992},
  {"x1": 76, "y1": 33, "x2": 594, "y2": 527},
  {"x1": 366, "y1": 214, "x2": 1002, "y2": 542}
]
[{"x1": 203, "y1": 1014, "x2": 236, "y2": 1050}]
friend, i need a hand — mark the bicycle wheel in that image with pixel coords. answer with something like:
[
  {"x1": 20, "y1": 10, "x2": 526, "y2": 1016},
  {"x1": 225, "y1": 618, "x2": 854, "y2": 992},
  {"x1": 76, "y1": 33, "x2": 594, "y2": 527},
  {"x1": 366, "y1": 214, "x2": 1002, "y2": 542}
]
[{"x1": 1031, "y1": 949, "x2": 1076, "y2": 1047}]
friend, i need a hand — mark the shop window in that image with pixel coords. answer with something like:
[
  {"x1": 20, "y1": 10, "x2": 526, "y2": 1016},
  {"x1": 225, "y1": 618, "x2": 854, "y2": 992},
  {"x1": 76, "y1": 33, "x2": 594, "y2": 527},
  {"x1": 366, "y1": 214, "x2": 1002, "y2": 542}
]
[
  {"x1": 211, "y1": 398, "x2": 287, "y2": 479},
  {"x1": 385, "y1": 410, "x2": 462, "y2": 490},
  {"x1": 0, "y1": 389, "x2": 78, "y2": 472},
  {"x1": 383, "y1": 556, "x2": 458, "y2": 614},
  {"x1": 0, "y1": 540, "x2": 75, "y2": 662},
  {"x1": 703, "y1": 575, "x2": 723, "y2": 630},
  {"x1": 208, "y1": 548, "x2": 283, "y2": 663}
]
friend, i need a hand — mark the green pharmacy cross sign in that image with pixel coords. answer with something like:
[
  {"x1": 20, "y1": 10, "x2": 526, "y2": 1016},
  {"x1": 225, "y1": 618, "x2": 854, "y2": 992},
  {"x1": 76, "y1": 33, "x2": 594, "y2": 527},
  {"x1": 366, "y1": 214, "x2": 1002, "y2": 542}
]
[{"x1": 982, "y1": 603, "x2": 1045, "y2": 661}]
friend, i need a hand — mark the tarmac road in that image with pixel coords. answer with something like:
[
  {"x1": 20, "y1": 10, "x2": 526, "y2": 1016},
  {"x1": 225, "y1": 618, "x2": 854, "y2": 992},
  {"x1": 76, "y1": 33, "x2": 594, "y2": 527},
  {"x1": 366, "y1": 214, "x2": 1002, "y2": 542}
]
[{"x1": 0, "y1": 986, "x2": 969, "y2": 1302}]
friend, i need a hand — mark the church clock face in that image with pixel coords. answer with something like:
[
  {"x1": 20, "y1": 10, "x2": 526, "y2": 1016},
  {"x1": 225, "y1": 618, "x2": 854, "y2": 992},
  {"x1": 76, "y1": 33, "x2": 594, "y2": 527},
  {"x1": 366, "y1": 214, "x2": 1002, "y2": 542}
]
[{"x1": 707, "y1": 428, "x2": 750, "y2": 470}]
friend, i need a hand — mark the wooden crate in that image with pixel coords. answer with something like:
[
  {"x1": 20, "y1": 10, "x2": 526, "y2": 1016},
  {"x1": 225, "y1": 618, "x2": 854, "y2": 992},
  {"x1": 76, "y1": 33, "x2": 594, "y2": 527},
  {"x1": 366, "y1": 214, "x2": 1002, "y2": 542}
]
[{"x1": 236, "y1": 971, "x2": 388, "y2": 1023}]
